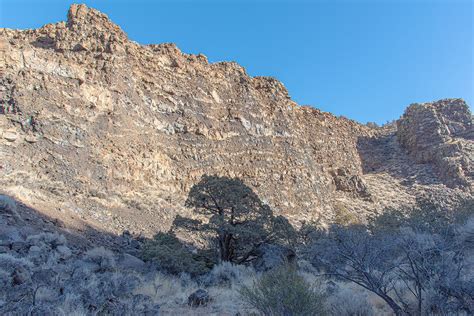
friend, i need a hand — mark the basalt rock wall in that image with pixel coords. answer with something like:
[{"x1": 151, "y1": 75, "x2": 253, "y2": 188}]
[{"x1": 1, "y1": 5, "x2": 472, "y2": 237}]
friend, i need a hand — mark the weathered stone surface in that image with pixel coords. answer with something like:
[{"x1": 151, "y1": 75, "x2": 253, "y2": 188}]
[
  {"x1": 0, "y1": 4, "x2": 472, "y2": 239},
  {"x1": 331, "y1": 168, "x2": 372, "y2": 200},
  {"x1": 116, "y1": 253, "x2": 146, "y2": 271},
  {"x1": 2, "y1": 130, "x2": 17, "y2": 142},
  {"x1": 397, "y1": 99, "x2": 473, "y2": 189}
]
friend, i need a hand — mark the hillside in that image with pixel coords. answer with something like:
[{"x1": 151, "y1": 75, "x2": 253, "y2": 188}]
[{"x1": 1, "y1": 4, "x2": 472, "y2": 239}]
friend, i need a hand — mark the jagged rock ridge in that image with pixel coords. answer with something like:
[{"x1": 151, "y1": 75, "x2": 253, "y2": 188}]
[{"x1": 0, "y1": 4, "x2": 472, "y2": 237}]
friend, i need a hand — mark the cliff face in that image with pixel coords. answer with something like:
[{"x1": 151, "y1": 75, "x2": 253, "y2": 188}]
[
  {"x1": 1, "y1": 5, "x2": 472, "y2": 237},
  {"x1": 397, "y1": 99, "x2": 474, "y2": 188}
]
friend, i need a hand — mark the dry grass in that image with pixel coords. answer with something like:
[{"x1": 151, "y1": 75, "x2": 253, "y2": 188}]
[
  {"x1": 132, "y1": 262, "x2": 397, "y2": 315},
  {"x1": 134, "y1": 273, "x2": 198, "y2": 308},
  {"x1": 134, "y1": 266, "x2": 256, "y2": 315}
]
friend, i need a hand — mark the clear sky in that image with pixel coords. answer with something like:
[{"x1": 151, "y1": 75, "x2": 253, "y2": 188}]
[{"x1": 1, "y1": 0, "x2": 472, "y2": 124}]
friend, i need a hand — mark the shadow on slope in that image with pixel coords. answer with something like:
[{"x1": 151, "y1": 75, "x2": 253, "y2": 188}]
[
  {"x1": 356, "y1": 132, "x2": 444, "y2": 186},
  {"x1": 0, "y1": 193, "x2": 139, "y2": 252},
  {"x1": 0, "y1": 193, "x2": 164, "y2": 314},
  {"x1": 0, "y1": 175, "x2": 298, "y2": 314},
  {"x1": 144, "y1": 175, "x2": 297, "y2": 275}
]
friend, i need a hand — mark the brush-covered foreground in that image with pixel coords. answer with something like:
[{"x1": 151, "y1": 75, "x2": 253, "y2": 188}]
[{"x1": 1, "y1": 194, "x2": 473, "y2": 315}]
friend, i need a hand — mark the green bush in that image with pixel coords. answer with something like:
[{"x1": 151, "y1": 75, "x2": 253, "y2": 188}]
[
  {"x1": 239, "y1": 265, "x2": 327, "y2": 316},
  {"x1": 142, "y1": 232, "x2": 211, "y2": 277}
]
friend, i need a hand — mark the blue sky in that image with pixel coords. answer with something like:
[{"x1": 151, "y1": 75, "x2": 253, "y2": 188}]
[{"x1": 1, "y1": 0, "x2": 472, "y2": 124}]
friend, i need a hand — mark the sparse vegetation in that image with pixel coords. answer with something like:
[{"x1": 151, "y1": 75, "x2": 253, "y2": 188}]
[
  {"x1": 2, "y1": 197, "x2": 473, "y2": 314},
  {"x1": 333, "y1": 202, "x2": 359, "y2": 226},
  {"x1": 306, "y1": 200, "x2": 474, "y2": 315},
  {"x1": 84, "y1": 247, "x2": 117, "y2": 272},
  {"x1": 240, "y1": 264, "x2": 328, "y2": 316},
  {"x1": 2, "y1": 186, "x2": 473, "y2": 315}
]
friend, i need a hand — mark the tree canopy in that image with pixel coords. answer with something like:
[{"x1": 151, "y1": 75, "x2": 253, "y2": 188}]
[{"x1": 173, "y1": 175, "x2": 295, "y2": 264}]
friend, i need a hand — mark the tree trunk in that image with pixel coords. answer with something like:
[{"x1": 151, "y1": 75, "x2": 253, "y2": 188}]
[
  {"x1": 217, "y1": 236, "x2": 223, "y2": 264},
  {"x1": 219, "y1": 232, "x2": 233, "y2": 262},
  {"x1": 417, "y1": 284, "x2": 422, "y2": 316},
  {"x1": 379, "y1": 292, "x2": 405, "y2": 316}
]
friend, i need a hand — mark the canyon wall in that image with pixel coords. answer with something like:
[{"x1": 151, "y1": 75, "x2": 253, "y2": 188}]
[{"x1": 1, "y1": 5, "x2": 472, "y2": 237}]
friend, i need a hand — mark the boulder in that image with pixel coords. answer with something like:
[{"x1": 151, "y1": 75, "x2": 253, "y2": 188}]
[
  {"x1": 188, "y1": 289, "x2": 211, "y2": 307},
  {"x1": 12, "y1": 266, "x2": 30, "y2": 285},
  {"x1": 331, "y1": 167, "x2": 371, "y2": 200},
  {"x1": 2, "y1": 131, "x2": 18, "y2": 142},
  {"x1": 116, "y1": 253, "x2": 146, "y2": 271}
]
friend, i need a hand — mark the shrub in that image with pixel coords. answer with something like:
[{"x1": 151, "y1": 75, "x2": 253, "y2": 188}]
[
  {"x1": 142, "y1": 232, "x2": 210, "y2": 277},
  {"x1": 327, "y1": 285, "x2": 375, "y2": 316},
  {"x1": 84, "y1": 247, "x2": 116, "y2": 272},
  {"x1": 308, "y1": 209, "x2": 474, "y2": 315},
  {"x1": 0, "y1": 253, "x2": 33, "y2": 271},
  {"x1": 202, "y1": 261, "x2": 255, "y2": 286},
  {"x1": 26, "y1": 232, "x2": 67, "y2": 248},
  {"x1": 239, "y1": 265, "x2": 327, "y2": 316},
  {"x1": 333, "y1": 203, "x2": 359, "y2": 226},
  {"x1": 0, "y1": 195, "x2": 21, "y2": 220}
]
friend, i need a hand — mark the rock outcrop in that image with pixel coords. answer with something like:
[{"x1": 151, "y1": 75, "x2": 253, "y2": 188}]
[
  {"x1": 0, "y1": 4, "x2": 472, "y2": 238},
  {"x1": 397, "y1": 99, "x2": 473, "y2": 188}
]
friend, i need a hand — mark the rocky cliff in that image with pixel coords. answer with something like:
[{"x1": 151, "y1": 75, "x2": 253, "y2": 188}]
[{"x1": 1, "y1": 5, "x2": 472, "y2": 237}]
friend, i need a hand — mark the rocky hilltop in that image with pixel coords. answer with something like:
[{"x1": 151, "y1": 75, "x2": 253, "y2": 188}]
[{"x1": 1, "y1": 4, "x2": 472, "y2": 238}]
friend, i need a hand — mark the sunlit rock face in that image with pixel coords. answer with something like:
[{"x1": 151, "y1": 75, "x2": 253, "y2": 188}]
[
  {"x1": 1, "y1": 4, "x2": 472, "y2": 237},
  {"x1": 397, "y1": 99, "x2": 473, "y2": 189}
]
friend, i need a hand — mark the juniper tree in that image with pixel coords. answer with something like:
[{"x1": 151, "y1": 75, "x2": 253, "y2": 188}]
[{"x1": 174, "y1": 175, "x2": 296, "y2": 264}]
